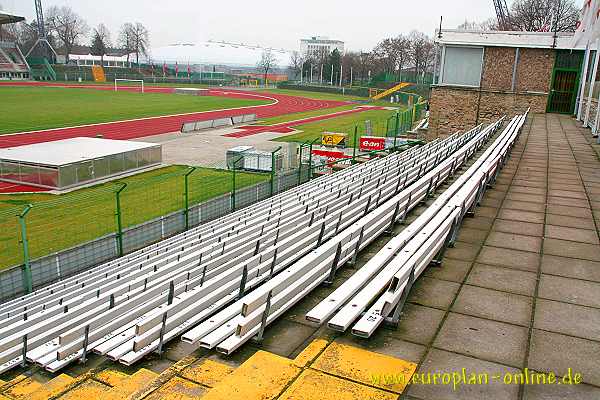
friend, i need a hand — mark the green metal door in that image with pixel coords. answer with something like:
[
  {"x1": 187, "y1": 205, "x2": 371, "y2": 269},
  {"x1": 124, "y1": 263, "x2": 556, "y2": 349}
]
[{"x1": 547, "y1": 51, "x2": 584, "y2": 114}]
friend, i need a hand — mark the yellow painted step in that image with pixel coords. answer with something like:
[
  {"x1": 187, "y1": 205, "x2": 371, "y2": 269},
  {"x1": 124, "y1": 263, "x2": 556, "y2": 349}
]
[
  {"x1": 311, "y1": 342, "x2": 417, "y2": 394},
  {"x1": 279, "y1": 369, "x2": 397, "y2": 400},
  {"x1": 94, "y1": 369, "x2": 131, "y2": 387},
  {"x1": 201, "y1": 351, "x2": 301, "y2": 400},
  {"x1": 5, "y1": 373, "x2": 75, "y2": 400},
  {"x1": 105, "y1": 368, "x2": 158, "y2": 399},
  {"x1": 58, "y1": 380, "x2": 111, "y2": 399},
  {"x1": 292, "y1": 339, "x2": 329, "y2": 368},
  {"x1": 144, "y1": 376, "x2": 205, "y2": 400},
  {"x1": 180, "y1": 359, "x2": 234, "y2": 388}
]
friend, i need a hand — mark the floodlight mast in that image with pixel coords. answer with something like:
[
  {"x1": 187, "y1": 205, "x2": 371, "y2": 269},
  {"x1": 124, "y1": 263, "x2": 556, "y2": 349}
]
[
  {"x1": 26, "y1": 0, "x2": 58, "y2": 60},
  {"x1": 34, "y1": 0, "x2": 46, "y2": 40},
  {"x1": 493, "y1": 0, "x2": 511, "y2": 30}
]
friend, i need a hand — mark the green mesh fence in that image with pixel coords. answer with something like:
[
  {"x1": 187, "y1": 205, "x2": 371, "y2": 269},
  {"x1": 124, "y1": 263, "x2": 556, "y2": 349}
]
[{"x1": 0, "y1": 166, "x2": 270, "y2": 273}]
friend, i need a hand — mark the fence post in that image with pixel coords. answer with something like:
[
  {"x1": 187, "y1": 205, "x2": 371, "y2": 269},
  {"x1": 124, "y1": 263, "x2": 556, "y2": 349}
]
[
  {"x1": 270, "y1": 147, "x2": 282, "y2": 196},
  {"x1": 114, "y1": 183, "x2": 127, "y2": 257},
  {"x1": 18, "y1": 205, "x2": 33, "y2": 294},
  {"x1": 231, "y1": 155, "x2": 244, "y2": 211},
  {"x1": 298, "y1": 143, "x2": 304, "y2": 184},
  {"x1": 352, "y1": 126, "x2": 358, "y2": 162},
  {"x1": 308, "y1": 138, "x2": 319, "y2": 180},
  {"x1": 394, "y1": 111, "x2": 400, "y2": 150},
  {"x1": 184, "y1": 167, "x2": 197, "y2": 230}
]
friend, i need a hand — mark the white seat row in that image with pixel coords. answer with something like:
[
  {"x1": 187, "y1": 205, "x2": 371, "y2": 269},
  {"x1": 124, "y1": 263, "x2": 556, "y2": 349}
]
[
  {"x1": 311, "y1": 111, "x2": 528, "y2": 339},
  {"x1": 0, "y1": 135, "x2": 461, "y2": 373},
  {"x1": 177, "y1": 119, "x2": 505, "y2": 356}
]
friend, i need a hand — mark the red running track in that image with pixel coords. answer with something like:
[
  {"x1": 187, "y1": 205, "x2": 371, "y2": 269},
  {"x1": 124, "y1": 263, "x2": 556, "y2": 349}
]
[
  {"x1": 0, "y1": 82, "x2": 349, "y2": 148},
  {"x1": 223, "y1": 107, "x2": 382, "y2": 138}
]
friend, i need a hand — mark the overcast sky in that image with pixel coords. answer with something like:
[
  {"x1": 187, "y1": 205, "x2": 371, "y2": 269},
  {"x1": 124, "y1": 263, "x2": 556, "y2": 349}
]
[{"x1": 0, "y1": 0, "x2": 563, "y2": 51}]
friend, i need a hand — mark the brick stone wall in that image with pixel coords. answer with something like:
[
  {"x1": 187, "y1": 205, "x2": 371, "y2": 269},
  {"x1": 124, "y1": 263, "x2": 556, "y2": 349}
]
[
  {"x1": 482, "y1": 47, "x2": 516, "y2": 91},
  {"x1": 515, "y1": 48, "x2": 555, "y2": 93},
  {"x1": 429, "y1": 86, "x2": 479, "y2": 138},
  {"x1": 429, "y1": 46, "x2": 556, "y2": 138},
  {"x1": 478, "y1": 91, "x2": 548, "y2": 125},
  {"x1": 429, "y1": 86, "x2": 548, "y2": 137}
]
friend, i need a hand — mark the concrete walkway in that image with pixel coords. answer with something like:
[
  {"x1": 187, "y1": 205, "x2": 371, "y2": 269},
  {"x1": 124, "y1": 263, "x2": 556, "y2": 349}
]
[{"x1": 403, "y1": 113, "x2": 600, "y2": 399}]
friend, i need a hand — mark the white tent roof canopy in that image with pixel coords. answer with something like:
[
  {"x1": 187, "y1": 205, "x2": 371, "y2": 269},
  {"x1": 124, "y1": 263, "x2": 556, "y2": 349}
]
[
  {"x1": 435, "y1": 29, "x2": 586, "y2": 51},
  {"x1": 147, "y1": 41, "x2": 293, "y2": 68}
]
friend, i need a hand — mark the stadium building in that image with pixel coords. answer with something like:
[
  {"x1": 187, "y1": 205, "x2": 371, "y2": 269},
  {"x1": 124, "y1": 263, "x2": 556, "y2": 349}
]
[
  {"x1": 300, "y1": 36, "x2": 345, "y2": 57},
  {"x1": 0, "y1": 11, "x2": 29, "y2": 80}
]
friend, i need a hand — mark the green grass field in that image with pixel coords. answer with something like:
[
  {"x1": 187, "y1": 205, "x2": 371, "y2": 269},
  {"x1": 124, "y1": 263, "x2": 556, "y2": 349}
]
[
  {"x1": 0, "y1": 87, "x2": 270, "y2": 134},
  {"x1": 257, "y1": 105, "x2": 357, "y2": 125},
  {"x1": 273, "y1": 109, "x2": 401, "y2": 146},
  {"x1": 257, "y1": 88, "x2": 398, "y2": 107},
  {"x1": 0, "y1": 166, "x2": 268, "y2": 269}
]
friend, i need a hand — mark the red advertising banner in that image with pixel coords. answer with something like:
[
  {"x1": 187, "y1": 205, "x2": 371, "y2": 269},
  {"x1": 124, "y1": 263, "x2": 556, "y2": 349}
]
[
  {"x1": 359, "y1": 136, "x2": 386, "y2": 151},
  {"x1": 312, "y1": 149, "x2": 351, "y2": 163}
]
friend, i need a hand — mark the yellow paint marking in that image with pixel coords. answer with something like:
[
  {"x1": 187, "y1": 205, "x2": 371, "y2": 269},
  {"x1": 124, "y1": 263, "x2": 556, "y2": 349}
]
[
  {"x1": 312, "y1": 342, "x2": 417, "y2": 394},
  {"x1": 5, "y1": 373, "x2": 75, "y2": 400},
  {"x1": 201, "y1": 351, "x2": 300, "y2": 400},
  {"x1": 180, "y1": 359, "x2": 234, "y2": 388},
  {"x1": 94, "y1": 369, "x2": 130, "y2": 387},
  {"x1": 58, "y1": 380, "x2": 111, "y2": 399},
  {"x1": 279, "y1": 369, "x2": 397, "y2": 400},
  {"x1": 293, "y1": 339, "x2": 330, "y2": 368},
  {"x1": 105, "y1": 368, "x2": 158, "y2": 399},
  {"x1": 0, "y1": 375, "x2": 30, "y2": 392},
  {"x1": 144, "y1": 377, "x2": 206, "y2": 400}
]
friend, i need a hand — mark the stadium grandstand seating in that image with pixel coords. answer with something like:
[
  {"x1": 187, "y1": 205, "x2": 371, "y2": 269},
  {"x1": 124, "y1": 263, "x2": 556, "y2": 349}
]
[{"x1": 0, "y1": 13, "x2": 30, "y2": 80}]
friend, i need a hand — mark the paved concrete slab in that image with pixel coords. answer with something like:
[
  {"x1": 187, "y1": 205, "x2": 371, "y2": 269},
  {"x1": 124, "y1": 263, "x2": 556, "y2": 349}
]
[
  {"x1": 467, "y1": 264, "x2": 537, "y2": 296},
  {"x1": 538, "y1": 274, "x2": 600, "y2": 308},
  {"x1": 540, "y1": 254, "x2": 600, "y2": 283},
  {"x1": 534, "y1": 299, "x2": 600, "y2": 342},
  {"x1": 407, "y1": 277, "x2": 461, "y2": 310},
  {"x1": 452, "y1": 285, "x2": 533, "y2": 326},
  {"x1": 434, "y1": 313, "x2": 529, "y2": 367},
  {"x1": 523, "y1": 382, "x2": 600, "y2": 400},
  {"x1": 407, "y1": 349, "x2": 521, "y2": 400},
  {"x1": 528, "y1": 329, "x2": 600, "y2": 386},
  {"x1": 424, "y1": 258, "x2": 472, "y2": 283}
]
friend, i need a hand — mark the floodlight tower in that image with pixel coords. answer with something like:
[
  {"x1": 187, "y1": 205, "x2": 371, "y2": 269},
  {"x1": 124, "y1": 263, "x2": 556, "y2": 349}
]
[
  {"x1": 493, "y1": 0, "x2": 511, "y2": 30},
  {"x1": 25, "y1": 0, "x2": 57, "y2": 61}
]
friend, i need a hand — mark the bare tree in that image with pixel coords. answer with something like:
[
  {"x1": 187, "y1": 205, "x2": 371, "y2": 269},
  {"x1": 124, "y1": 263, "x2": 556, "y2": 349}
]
[
  {"x1": 510, "y1": 0, "x2": 579, "y2": 32},
  {"x1": 258, "y1": 49, "x2": 277, "y2": 84},
  {"x1": 46, "y1": 5, "x2": 89, "y2": 63},
  {"x1": 118, "y1": 23, "x2": 135, "y2": 63},
  {"x1": 90, "y1": 24, "x2": 110, "y2": 64},
  {"x1": 289, "y1": 50, "x2": 304, "y2": 80},
  {"x1": 408, "y1": 31, "x2": 434, "y2": 82},
  {"x1": 457, "y1": 18, "x2": 499, "y2": 31},
  {"x1": 90, "y1": 24, "x2": 111, "y2": 64},
  {"x1": 129, "y1": 22, "x2": 149, "y2": 66}
]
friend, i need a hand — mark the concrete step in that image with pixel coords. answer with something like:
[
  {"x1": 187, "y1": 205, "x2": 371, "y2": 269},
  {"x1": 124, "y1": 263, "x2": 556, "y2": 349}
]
[
  {"x1": 200, "y1": 351, "x2": 301, "y2": 400},
  {"x1": 104, "y1": 369, "x2": 158, "y2": 400},
  {"x1": 4, "y1": 373, "x2": 75, "y2": 400}
]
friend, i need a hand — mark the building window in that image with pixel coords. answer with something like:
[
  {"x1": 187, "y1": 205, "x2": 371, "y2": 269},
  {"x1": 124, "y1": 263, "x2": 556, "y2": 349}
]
[{"x1": 441, "y1": 46, "x2": 484, "y2": 87}]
